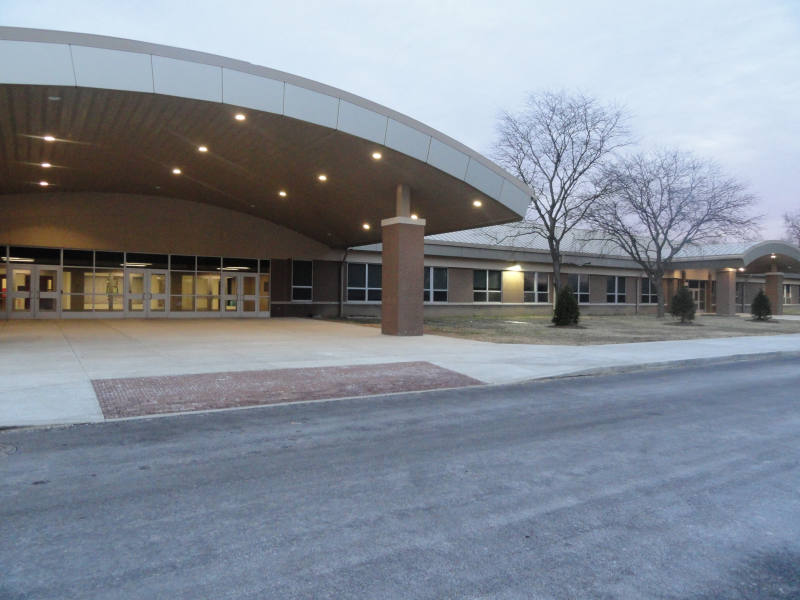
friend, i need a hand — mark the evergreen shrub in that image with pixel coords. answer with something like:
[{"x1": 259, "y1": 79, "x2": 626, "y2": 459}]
[
  {"x1": 670, "y1": 287, "x2": 696, "y2": 323},
  {"x1": 751, "y1": 290, "x2": 772, "y2": 321},
  {"x1": 553, "y1": 285, "x2": 580, "y2": 326}
]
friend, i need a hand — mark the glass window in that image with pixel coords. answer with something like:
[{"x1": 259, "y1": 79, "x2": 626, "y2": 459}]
[
  {"x1": 292, "y1": 260, "x2": 313, "y2": 301},
  {"x1": 89, "y1": 269, "x2": 124, "y2": 311},
  {"x1": 423, "y1": 267, "x2": 448, "y2": 302},
  {"x1": 170, "y1": 255, "x2": 196, "y2": 271},
  {"x1": 196, "y1": 273, "x2": 221, "y2": 312},
  {"x1": 347, "y1": 263, "x2": 382, "y2": 302},
  {"x1": 11, "y1": 268, "x2": 32, "y2": 312},
  {"x1": 63, "y1": 249, "x2": 93, "y2": 267},
  {"x1": 222, "y1": 257, "x2": 257, "y2": 272},
  {"x1": 784, "y1": 284, "x2": 792, "y2": 305},
  {"x1": 125, "y1": 253, "x2": 168, "y2": 270},
  {"x1": 259, "y1": 274, "x2": 270, "y2": 312},
  {"x1": 197, "y1": 256, "x2": 221, "y2": 271},
  {"x1": 8, "y1": 246, "x2": 61, "y2": 265},
  {"x1": 567, "y1": 274, "x2": 590, "y2": 303},
  {"x1": 95, "y1": 252, "x2": 124, "y2": 269},
  {"x1": 62, "y1": 268, "x2": 92, "y2": 312},
  {"x1": 473, "y1": 269, "x2": 501, "y2": 302},
  {"x1": 259, "y1": 260, "x2": 271, "y2": 274},
  {"x1": 170, "y1": 272, "x2": 195, "y2": 312},
  {"x1": 606, "y1": 276, "x2": 626, "y2": 303},
  {"x1": 523, "y1": 272, "x2": 549, "y2": 303},
  {"x1": 0, "y1": 266, "x2": 6, "y2": 313},
  {"x1": 641, "y1": 278, "x2": 658, "y2": 304}
]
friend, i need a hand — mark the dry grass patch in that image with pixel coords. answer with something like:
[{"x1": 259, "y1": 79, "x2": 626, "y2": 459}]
[{"x1": 328, "y1": 314, "x2": 800, "y2": 346}]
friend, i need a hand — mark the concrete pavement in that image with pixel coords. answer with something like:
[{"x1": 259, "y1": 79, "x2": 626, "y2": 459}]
[
  {"x1": 2, "y1": 359, "x2": 799, "y2": 598},
  {"x1": 2, "y1": 318, "x2": 800, "y2": 427}
]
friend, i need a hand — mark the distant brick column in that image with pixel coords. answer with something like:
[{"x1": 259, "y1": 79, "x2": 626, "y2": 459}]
[
  {"x1": 715, "y1": 269, "x2": 737, "y2": 315},
  {"x1": 381, "y1": 184, "x2": 425, "y2": 336},
  {"x1": 765, "y1": 272, "x2": 784, "y2": 316},
  {"x1": 381, "y1": 217, "x2": 425, "y2": 335}
]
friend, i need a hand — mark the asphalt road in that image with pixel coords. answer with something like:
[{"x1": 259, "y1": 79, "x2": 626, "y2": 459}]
[{"x1": 2, "y1": 358, "x2": 800, "y2": 599}]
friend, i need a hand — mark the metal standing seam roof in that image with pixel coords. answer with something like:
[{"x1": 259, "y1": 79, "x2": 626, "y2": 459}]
[{"x1": 425, "y1": 224, "x2": 799, "y2": 262}]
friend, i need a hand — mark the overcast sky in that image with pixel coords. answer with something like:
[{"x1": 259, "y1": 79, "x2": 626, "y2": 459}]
[{"x1": 2, "y1": 0, "x2": 798, "y2": 238}]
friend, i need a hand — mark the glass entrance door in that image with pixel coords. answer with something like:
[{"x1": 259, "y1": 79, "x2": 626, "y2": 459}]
[
  {"x1": 126, "y1": 270, "x2": 168, "y2": 318},
  {"x1": 9, "y1": 265, "x2": 61, "y2": 319},
  {"x1": 686, "y1": 280, "x2": 707, "y2": 311},
  {"x1": 222, "y1": 273, "x2": 258, "y2": 317}
]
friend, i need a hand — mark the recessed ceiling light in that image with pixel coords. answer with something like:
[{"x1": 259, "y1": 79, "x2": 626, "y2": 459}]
[
  {"x1": 411, "y1": 214, "x2": 418, "y2": 219},
  {"x1": 235, "y1": 114, "x2": 246, "y2": 121},
  {"x1": 363, "y1": 223, "x2": 370, "y2": 230},
  {"x1": 318, "y1": 175, "x2": 327, "y2": 181},
  {"x1": 372, "y1": 152, "x2": 382, "y2": 159},
  {"x1": 41, "y1": 163, "x2": 51, "y2": 168},
  {"x1": 279, "y1": 191, "x2": 287, "y2": 197},
  {"x1": 172, "y1": 168, "x2": 181, "y2": 174},
  {"x1": 771, "y1": 254, "x2": 777, "y2": 258},
  {"x1": 40, "y1": 181, "x2": 49, "y2": 186},
  {"x1": 48, "y1": 96, "x2": 60, "y2": 101},
  {"x1": 198, "y1": 146, "x2": 208, "y2": 152},
  {"x1": 473, "y1": 200, "x2": 482, "y2": 207},
  {"x1": 44, "y1": 135, "x2": 55, "y2": 142},
  {"x1": 739, "y1": 268, "x2": 745, "y2": 271}
]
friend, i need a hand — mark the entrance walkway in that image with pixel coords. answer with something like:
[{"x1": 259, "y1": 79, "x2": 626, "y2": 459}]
[{"x1": 2, "y1": 318, "x2": 800, "y2": 427}]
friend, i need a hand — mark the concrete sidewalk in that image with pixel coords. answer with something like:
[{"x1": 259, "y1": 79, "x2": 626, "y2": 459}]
[{"x1": 2, "y1": 318, "x2": 800, "y2": 428}]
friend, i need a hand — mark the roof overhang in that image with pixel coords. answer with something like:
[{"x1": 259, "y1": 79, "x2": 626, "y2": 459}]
[
  {"x1": 673, "y1": 240, "x2": 800, "y2": 273},
  {"x1": 0, "y1": 27, "x2": 532, "y2": 248}
]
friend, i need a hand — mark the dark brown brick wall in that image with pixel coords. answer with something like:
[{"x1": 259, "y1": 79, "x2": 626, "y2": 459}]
[
  {"x1": 313, "y1": 260, "x2": 341, "y2": 303},
  {"x1": 271, "y1": 259, "x2": 291, "y2": 302}
]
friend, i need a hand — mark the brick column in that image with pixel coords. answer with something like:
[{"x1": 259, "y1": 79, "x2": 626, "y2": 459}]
[
  {"x1": 381, "y1": 216, "x2": 425, "y2": 335},
  {"x1": 765, "y1": 272, "x2": 784, "y2": 316},
  {"x1": 715, "y1": 269, "x2": 737, "y2": 315}
]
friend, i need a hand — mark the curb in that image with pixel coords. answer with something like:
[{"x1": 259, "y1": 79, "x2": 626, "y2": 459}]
[
  {"x1": 533, "y1": 350, "x2": 800, "y2": 381},
  {"x1": 2, "y1": 350, "x2": 798, "y2": 431}
]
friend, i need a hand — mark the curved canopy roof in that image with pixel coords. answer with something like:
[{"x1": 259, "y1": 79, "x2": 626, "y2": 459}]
[{"x1": 0, "y1": 27, "x2": 532, "y2": 248}]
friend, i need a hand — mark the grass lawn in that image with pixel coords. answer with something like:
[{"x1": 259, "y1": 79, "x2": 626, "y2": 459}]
[{"x1": 330, "y1": 314, "x2": 800, "y2": 346}]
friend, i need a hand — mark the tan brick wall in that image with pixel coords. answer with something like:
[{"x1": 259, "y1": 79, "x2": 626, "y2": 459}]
[
  {"x1": 502, "y1": 271, "x2": 524, "y2": 303},
  {"x1": 589, "y1": 275, "x2": 606, "y2": 304},
  {"x1": 448, "y1": 267, "x2": 473, "y2": 303}
]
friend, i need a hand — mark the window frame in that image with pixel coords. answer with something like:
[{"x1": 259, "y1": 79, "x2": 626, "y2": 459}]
[
  {"x1": 424, "y1": 266, "x2": 448, "y2": 303},
  {"x1": 291, "y1": 260, "x2": 313, "y2": 302},
  {"x1": 523, "y1": 272, "x2": 549, "y2": 303},
  {"x1": 640, "y1": 277, "x2": 658, "y2": 304},
  {"x1": 473, "y1": 269, "x2": 502, "y2": 303},
  {"x1": 567, "y1": 274, "x2": 590, "y2": 304},
  {"x1": 606, "y1": 276, "x2": 627, "y2": 304},
  {"x1": 347, "y1": 262, "x2": 382, "y2": 303}
]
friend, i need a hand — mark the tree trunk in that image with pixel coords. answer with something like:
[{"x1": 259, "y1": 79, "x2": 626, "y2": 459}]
[
  {"x1": 550, "y1": 246, "x2": 563, "y2": 292},
  {"x1": 655, "y1": 278, "x2": 666, "y2": 319}
]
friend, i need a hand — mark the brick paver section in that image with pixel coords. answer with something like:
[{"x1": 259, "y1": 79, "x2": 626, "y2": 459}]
[{"x1": 93, "y1": 361, "x2": 482, "y2": 419}]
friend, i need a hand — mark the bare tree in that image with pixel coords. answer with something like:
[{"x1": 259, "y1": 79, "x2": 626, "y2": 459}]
[
  {"x1": 491, "y1": 89, "x2": 631, "y2": 291},
  {"x1": 586, "y1": 148, "x2": 761, "y2": 318},
  {"x1": 783, "y1": 210, "x2": 800, "y2": 246}
]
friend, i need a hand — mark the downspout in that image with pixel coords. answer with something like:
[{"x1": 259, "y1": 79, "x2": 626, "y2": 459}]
[{"x1": 339, "y1": 247, "x2": 350, "y2": 319}]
